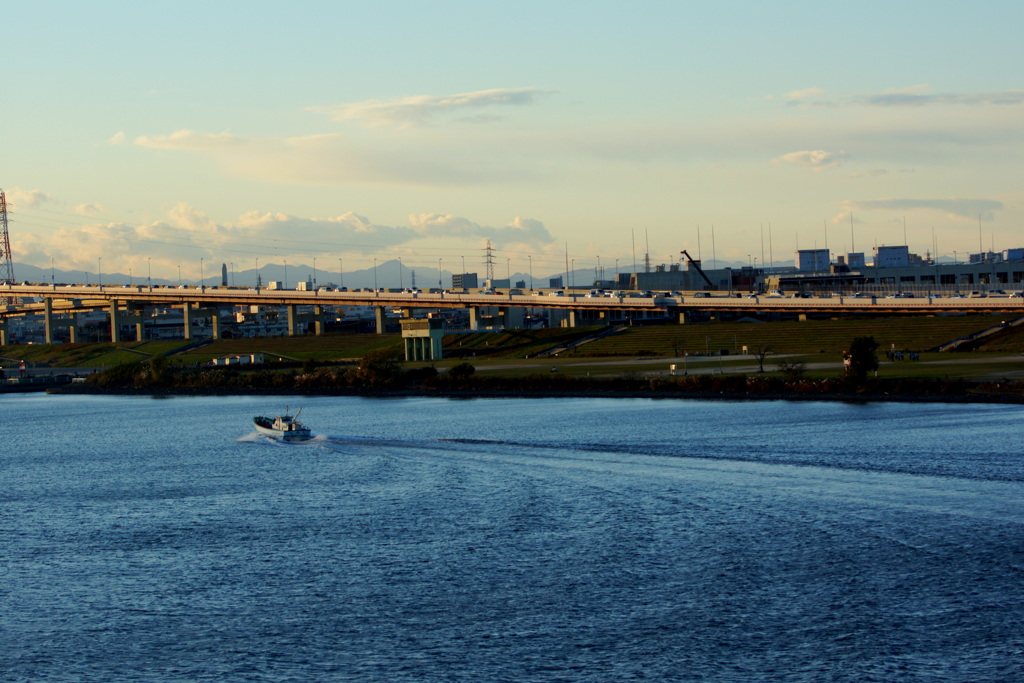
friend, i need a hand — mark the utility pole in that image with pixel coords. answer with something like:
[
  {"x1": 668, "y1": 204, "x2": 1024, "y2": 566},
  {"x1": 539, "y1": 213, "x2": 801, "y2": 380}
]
[
  {"x1": 0, "y1": 189, "x2": 15, "y2": 305},
  {"x1": 483, "y1": 240, "x2": 495, "y2": 281}
]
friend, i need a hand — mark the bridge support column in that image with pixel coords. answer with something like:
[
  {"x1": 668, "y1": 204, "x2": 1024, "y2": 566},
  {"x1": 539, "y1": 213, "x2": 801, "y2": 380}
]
[
  {"x1": 44, "y1": 298, "x2": 54, "y2": 344},
  {"x1": 678, "y1": 311, "x2": 690, "y2": 324},
  {"x1": 109, "y1": 300, "x2": 121, "y2": 343},
  {"x1": 136, "y1": 321, "x2": 145, "y2": 341},
  {"x1": 182, "y1": 303, "x2": 192, "y2": 340},
  {"x1": 469, "y1": 307, "x2": 480, "y2": 331},
  {"x1": 375, "y1": 306, "x2": 386, "y2": 334},
  {"x1": 68, "y1": 324, "x2": 78, "y2": 343},
  {"x1": 498, "y1": 307, "x2": 509, "y2": 329},
  {"x1": 286, "y1": 305, "x2": 297, "y2": 336},
  {"x1": 567, "y1": 309, "x2": 579, "y2": 328},
  {"x1": 0, "y1": 323, "x2": 6, "y2": 346},
  {"x1": 211, "y1": 312, "x2": 221, "y2": 340},
  {"x1": 314, "y1": 306, "x2": 323, "y2": 335}
]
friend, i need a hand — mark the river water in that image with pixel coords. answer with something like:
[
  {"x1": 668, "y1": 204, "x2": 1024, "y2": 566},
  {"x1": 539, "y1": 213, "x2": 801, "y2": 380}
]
[{"x1": 3, "y1": 393, "x2": 1024, "y2": 682}]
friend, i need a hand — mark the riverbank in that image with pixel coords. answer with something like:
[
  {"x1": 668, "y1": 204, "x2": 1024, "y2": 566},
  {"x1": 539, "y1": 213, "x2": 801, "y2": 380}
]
[{"x1": 48, "y1": 378, "x2": 1024, "y2": 404}]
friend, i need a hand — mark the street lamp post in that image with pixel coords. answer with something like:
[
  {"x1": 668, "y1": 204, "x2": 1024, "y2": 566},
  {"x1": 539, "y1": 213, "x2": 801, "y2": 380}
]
[
  {"x1": 255, "y1": 258, "x2": 260, "y2": 288},
  {"x1": 147, "y1": 257, "x2": 152, "y2": 290},
  {"x1": 177, "y1": 265, "x2": 181, "y2": 286},
  {"x1": 284, "y1": 259, "x2": 288, "y2": 289},
  {"x1": 129, "y1": 268, "x2": 133, "y2": 286},
  {"x1": 570, "y1": 259, "x2": 575, "y2": 290},
  {"x1": 313, "y1": 257, "x2": 317, "y2": 289},
  {"x1": 98, "y1": 258, "x2": 102, "y2": 287},
  {"x1": 528, "y1": 255, "x2": 533, "y2": 291},
  {"x1": 51, "y1": 257, "x2": 55, "y2": 285},
  {"x1": 398, "y1": 257, "x2": 403, "y2": 289},
  {"x1": 438, "y1": 258, "x2": 442, "y2": 290},
  {"x1": 200, "y1": 258, "x2": 204, "y2": 290},
  {"x1": 373, "y1": 258, "x2": 378, "y2": 292},
  {"x1": 339, "y1": 257, "x2": 343, "y2": 290}
]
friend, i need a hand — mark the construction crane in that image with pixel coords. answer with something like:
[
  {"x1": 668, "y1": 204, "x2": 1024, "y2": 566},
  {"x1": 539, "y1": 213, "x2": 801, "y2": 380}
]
[{"x1": 680, "y1": 250, "x2": 714, "y2": 289}]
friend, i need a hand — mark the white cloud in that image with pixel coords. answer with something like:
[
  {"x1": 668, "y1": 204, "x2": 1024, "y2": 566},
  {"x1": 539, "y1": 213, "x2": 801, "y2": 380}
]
[
  {"x1": 75, "y1": 203, "x2": 104, "y2": 216},
  {"x1": 12, "y1": 202, "x2": 555, "y2": 276},
  {"x1": 132, "y1": 129, "x2": 508, "y2": 187},
  {"x1": 6, "y1": 189, "x2": 53, "y2": 209},
  {"x1": 408, "y1": 214, "x2": 554, "y2": 246},
  {"x1": 787, "y1": 84, "x2": 1024, "y2": 108},
  {"x1": 785, "y1": 87, "x2": 825, "y2": 104},
  {"x1": 840, "y1": 198, "x2": 1004, "y2": 221},
  {"x1": 772, "y1": 149, "x2": 849, "y2": 171},
  {"x1": 318, "y1": 87, "x2": 557, "y2": 127}
]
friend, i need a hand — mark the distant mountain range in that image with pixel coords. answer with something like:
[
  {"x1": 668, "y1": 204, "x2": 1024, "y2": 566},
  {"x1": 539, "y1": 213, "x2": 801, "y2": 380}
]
[{"x1": 9, "y1": 258, "x2": 800, "y2": 290}]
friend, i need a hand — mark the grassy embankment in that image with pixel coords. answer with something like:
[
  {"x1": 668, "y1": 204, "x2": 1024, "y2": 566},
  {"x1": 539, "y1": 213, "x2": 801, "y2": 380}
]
[
  {"x1": 4, "y1": 313, "x2": 1024, "y2": 382},
  {"x1": 435, "y1": 314, "x2": 1024, "y2": 380}
]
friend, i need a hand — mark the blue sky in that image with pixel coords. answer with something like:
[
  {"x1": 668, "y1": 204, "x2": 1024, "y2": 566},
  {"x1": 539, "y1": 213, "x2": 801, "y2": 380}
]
[{"x1": 4, "y1": 1, "x2": 1023, "y2": 281}]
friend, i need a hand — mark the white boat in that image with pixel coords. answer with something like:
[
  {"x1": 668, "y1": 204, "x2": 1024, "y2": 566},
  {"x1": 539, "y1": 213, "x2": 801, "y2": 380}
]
[{"x1": 253, "y1": 408, "x2": 312, "y2": 442}]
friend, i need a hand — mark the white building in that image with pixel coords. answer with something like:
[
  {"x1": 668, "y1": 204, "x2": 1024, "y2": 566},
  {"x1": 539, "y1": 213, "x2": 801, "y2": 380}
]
[
  {"x1": 796, "y1": 249, "x2": 830, "y2": 272},
  {"x1": 874, "y1": 246, "x2": 910, "y2": 268}
]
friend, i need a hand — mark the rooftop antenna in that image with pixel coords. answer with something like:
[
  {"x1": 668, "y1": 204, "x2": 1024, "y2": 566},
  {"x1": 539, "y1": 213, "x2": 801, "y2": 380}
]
[
  {"x1": 760, "y1": 223, "x2": 765, "y2": 270},
  {"x1": 979, "y1": 213, "x2": 983, "y2": 256},
  {"x1": 644, "y1": 228, "x2": 651, "y2": 273},
  {"x1": 850, "y1": 213, "x2": 855, "y2": 253},
  {"x1": 631, "y1": 230, "x2": 637, "y2": 275}
]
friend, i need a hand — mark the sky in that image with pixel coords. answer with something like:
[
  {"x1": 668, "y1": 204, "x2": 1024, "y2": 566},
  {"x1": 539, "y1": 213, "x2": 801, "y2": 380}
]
[{"x1": 4, "y1": 1, "x2": 1024, "y2": 283}]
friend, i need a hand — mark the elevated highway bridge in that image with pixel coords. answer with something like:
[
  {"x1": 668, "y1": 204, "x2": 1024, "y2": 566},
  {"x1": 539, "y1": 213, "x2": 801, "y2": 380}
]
[{"x1": 2, "y1": 283, "x2": 1022, "y2": 345}]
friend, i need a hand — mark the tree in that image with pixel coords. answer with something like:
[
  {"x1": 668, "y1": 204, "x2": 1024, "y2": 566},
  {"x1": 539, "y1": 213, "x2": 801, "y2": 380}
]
[
  {"x1": 349, "y1": 347, "x2": 404, "y2": 388},
  {"x1": 776, "y1": 358, "x2": 806, "y2": 380},
  {"x1": 447, "y1": 362, "x2": 476, "y2": 379},
  {"x1": 845, "y1": 336, "x2": 879, "y2": 382},
  {"x1": 148, "y1": 353, "x2": 169, "y2": 385},
  {"x1": 751, "y1": 344, "x2": 774, "y2": 373}
]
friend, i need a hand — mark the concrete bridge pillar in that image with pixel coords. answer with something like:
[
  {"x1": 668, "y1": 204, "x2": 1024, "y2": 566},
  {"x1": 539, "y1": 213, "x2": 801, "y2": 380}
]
[
  {"x1": 286, "y1": 305, "x2": 297, "y2": 336},
  {"x1": 136, "y1": 321, "x2": 145, "y2": 341},
  {"x1": 109, "y1": 300, "x2": 121, "y2": 343},
  {"x1": 375, "y1": 306, "x2": 386, "y2": 334},
  {"x1": 68, "y1": 324, "x2": 78, "y2": 343},
  {"x1": 211, "y1": 312, "x2": 221, "y2": 340},
  {"x1": 567, "y1": 309, "x2": 579, "y2": 328},
  {"x1": 44, "y1": 298, "x2": 54, "y2": 344},
  {"x1": 182, "y1": 302, "x2": 193, "y2": 340},
  {"x1": 314, "y1": 305, "x2": 323, "y2": 335},
  {"x1": 0, "y1": 323, "x2": 6, "y2": 346},
  {"x1": 678, "y1": 310, "x2": 690, "y2": 324},
  {"x1": 469, "y1": 307, "x2": 480, "y2": 331}
]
